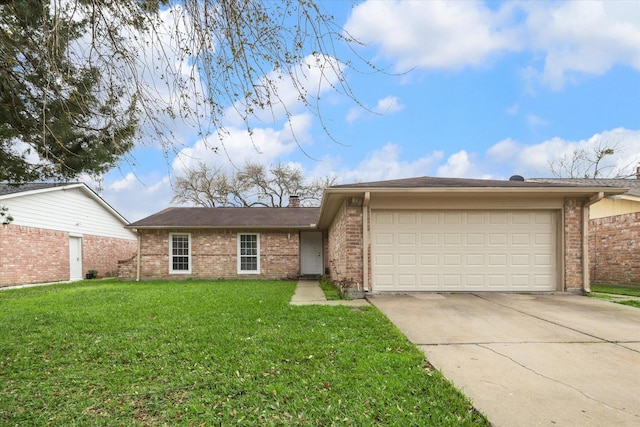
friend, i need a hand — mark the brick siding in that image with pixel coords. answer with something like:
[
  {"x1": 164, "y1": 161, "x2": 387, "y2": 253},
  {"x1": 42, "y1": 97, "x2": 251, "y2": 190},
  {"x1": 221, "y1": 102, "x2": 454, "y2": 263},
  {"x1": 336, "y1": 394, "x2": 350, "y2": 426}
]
[
  {"x1": 0, "y1": 224, "x2": 136, "y2": 287},
  {"x1": 327, "y1": 197, "x2": 363, "y2": 287},
  {"x1": 119, "y1": 229, "x2": 302, "y2": 280},
  {"x1": 563, "y1": 198, "x2": 587, "y2": 291},
  {"x1": 589, "y1": 212, "x2": 640, "y2": 285}
]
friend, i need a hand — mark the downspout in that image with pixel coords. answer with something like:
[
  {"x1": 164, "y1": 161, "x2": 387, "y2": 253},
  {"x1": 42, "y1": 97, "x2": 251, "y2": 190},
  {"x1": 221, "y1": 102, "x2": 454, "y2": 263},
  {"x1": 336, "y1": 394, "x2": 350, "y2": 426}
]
[
  {"x1": 363, "y1": 192, "x2": 370, "y2": 292},
  {"x1": 136, "y1": 231, "x2": 141, "y2": 282},
  {"x1": 583, "y1": 192, "x2": 604, "y2": 293}
]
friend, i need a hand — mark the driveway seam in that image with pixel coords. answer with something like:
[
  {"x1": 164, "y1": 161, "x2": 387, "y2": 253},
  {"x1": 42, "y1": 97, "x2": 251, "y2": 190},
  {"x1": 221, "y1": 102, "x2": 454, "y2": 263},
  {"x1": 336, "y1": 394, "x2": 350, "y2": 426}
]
[
  {"x1": 476, "y1": 343, "x2": 631, "y2": 415},
  {"x1": 471, "y1": 293, "x2": 619, "y2": 342}
]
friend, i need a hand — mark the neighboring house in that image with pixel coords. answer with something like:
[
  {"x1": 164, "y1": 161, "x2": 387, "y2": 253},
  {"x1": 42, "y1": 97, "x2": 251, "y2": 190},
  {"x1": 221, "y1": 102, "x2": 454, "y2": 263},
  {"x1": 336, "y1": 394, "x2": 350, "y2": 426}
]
[
  {"x1": 0, "y1": 183, "x2": 137, "y2": 287},
  {"x1": 531, "y1": 177, "x2": 640, "y2": 286},
  {"x1": 123, "y1": 176, "x2": 626, "y2": 294}
]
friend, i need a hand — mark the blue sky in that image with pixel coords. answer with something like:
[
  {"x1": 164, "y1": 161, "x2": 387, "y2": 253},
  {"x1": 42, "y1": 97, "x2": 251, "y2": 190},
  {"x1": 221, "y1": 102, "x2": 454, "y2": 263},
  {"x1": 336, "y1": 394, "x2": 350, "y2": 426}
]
[{"x1": 96, "y1": 1, "x2": 640, "y2": 222}]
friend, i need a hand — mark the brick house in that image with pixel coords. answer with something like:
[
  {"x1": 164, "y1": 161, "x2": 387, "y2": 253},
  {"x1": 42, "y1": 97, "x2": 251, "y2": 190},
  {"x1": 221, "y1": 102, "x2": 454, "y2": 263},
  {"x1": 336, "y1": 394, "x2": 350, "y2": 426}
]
[
  {"x1": 0, "y1": 183, "x2": 137, "y2": 287},
  {"x1": 532, "y1": 177, "x2": 640, "y2": 285},
  {"x1": 123, "y1": 176, "x2": 626, "y2": 294}
]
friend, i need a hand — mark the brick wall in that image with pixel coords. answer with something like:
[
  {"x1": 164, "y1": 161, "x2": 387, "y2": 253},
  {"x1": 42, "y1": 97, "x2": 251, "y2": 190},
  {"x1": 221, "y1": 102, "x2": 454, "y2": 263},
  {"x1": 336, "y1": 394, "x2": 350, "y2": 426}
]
[
  {"x1": 120, "y1": 229, "x2": 302, "y2": 280},
  {"x1": 0, "y1": 224, "x2": 136, "y2": 287},
  {"x1": 327, "y1": 197, "x2": 363, "y2": 287},
  {"x1": 564, "y1": 198, "x2": 587, "y2": 291},
  {"x1": 83, "y1": 234, "x2": 137, "y2": 278},
  {"x1": 589, "y1": 212, "x2": 640, "y2": 285}
]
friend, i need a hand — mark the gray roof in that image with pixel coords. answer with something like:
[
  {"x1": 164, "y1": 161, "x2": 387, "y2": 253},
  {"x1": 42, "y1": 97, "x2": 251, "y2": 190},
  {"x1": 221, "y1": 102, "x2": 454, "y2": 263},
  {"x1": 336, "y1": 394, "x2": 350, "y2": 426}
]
[
  {"x1": 128, "y1": 207, "x2": 321, "y2": 229},
  {"x1": 530, "y1": 178, "x2": 640, "y2": 197},
  {"x1": 0, "y1": 182, "x2": 78, "y2": 196},
  {"x1": 331, "y1": 176, "x2": 593, "y2": 189}
]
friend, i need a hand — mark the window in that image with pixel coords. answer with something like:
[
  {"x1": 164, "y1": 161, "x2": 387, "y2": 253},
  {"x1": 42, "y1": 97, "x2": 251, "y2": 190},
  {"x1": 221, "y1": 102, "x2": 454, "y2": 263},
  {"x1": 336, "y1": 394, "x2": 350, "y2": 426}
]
[
  {"x1": 238, "y1": 233, "x2": 260, "y2": 274},
  {"x1": 170, "y1": 233, "x2": 191, "y2": 274}
]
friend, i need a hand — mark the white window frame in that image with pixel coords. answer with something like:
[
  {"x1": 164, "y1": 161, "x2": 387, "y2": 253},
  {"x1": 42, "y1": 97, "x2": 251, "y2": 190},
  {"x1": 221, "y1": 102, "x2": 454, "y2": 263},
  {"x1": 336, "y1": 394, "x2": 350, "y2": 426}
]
[
  {"x1": 237, "y1": 233, "x2": 260, "y2": 274},
  {"x1": 169, "y1": 233, "x2": 191, "y2": 274}
]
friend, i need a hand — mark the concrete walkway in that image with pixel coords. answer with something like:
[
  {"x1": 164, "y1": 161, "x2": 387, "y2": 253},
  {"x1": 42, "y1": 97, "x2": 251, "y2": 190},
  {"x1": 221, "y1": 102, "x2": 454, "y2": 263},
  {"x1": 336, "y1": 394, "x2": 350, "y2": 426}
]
[{"x1": 290, "y1": 280, "x2": 370, "y2": 306}]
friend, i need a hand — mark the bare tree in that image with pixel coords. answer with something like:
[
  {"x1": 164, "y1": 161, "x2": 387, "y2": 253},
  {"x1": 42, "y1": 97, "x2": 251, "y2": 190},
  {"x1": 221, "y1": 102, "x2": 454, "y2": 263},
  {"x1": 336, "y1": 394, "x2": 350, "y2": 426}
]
[
  {"x1": 1, "y1": 0, "x2": 371, "y2": 182},
  {"x1": 548, "y1": 137, "x2": 637, "y2": 178},
  {"x1": 172, "y1": 162, "x2": 336, "y2": 207}
]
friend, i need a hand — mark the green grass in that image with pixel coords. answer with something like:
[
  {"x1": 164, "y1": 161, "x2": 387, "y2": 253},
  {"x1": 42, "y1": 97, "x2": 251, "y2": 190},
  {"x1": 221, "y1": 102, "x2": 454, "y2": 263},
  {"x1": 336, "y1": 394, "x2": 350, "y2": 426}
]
[
  {"x1": 590, "y1": 284, "x2": 640, "y2": 309},
  {"x1": 318, "y1": 277, "x2": 341, "y2": 300},
  {"x1": 591, "y1": 284, "x2": 640, "y2": 297},
  {"x1": 0, "y1": 280, "x2": 487, "y2": 426}
]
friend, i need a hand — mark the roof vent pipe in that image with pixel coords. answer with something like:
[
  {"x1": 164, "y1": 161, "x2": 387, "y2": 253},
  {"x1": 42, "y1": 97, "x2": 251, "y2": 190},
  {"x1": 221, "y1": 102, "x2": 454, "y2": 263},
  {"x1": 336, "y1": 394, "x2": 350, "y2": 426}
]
[{"x1": 509, "y1": 175, "x2": 525, "y2": 181}]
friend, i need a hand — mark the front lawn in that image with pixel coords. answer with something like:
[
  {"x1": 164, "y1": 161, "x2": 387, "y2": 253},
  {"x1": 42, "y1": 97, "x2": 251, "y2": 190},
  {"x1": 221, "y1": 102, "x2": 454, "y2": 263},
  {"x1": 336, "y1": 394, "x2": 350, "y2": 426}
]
[
  {"x1": 0, "y1": 280, "x2": 487, "y2": 426},
  {"x1": 590, "y1": 284, "x2": 640, "y2": 309}
]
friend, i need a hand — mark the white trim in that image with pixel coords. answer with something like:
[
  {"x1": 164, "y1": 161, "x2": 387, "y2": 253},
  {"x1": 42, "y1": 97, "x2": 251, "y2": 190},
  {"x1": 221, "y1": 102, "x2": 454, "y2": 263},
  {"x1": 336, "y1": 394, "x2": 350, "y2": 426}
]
[
  {"x1": 169, "y1": 232, "x2": 192, "y2": 274},
  {"x1": 237, "y1": 233, "x2": 260, "y2": 274}
]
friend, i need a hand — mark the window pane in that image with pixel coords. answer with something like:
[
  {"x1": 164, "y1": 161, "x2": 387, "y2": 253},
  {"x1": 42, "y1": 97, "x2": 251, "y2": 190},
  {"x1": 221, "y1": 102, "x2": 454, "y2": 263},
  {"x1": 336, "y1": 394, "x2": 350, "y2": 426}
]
[
  {"x1": 171, "y1": 235, "x2": 190, "y2": 271},
  {"x1": 239, "y1": 234, "x2": 258, "y2": 272}
]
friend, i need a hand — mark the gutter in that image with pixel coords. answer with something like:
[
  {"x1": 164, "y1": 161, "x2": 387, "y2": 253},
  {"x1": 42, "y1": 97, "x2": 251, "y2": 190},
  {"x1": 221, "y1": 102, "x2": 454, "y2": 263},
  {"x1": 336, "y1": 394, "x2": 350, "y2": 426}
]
[{"x1": 582, "y1": 192, "x2": 604, "y2": 293}]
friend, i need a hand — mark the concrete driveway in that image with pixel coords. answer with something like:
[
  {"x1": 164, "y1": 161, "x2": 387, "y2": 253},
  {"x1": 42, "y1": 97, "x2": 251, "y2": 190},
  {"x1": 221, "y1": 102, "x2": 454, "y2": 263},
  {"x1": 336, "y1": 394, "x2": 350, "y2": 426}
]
[{"x1": 368, "y1": 293, "x2": 640, "y2": 427}]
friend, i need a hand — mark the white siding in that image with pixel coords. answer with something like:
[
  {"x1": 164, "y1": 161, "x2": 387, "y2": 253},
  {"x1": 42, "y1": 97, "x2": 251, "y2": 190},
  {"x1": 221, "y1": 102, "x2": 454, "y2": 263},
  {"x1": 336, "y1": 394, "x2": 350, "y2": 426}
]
[{"x1": 3, "y1": 187, "x2": 136, "y2": 240}]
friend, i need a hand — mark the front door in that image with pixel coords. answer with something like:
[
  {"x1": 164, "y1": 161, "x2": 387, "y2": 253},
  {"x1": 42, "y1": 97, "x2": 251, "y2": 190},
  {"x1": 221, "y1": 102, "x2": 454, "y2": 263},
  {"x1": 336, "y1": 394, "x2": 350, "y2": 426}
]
[
  {"x1": 69, "y1": 236, "x2": 83, "y2": 280},
  {"x1": 300, "y1": 231, "x2": 323, "y2": 276}
]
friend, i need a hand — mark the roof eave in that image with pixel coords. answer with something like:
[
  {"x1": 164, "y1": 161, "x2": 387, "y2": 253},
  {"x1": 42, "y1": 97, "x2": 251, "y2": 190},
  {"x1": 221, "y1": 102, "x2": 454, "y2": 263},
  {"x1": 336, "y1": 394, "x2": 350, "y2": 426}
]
[
  {"x1": 316, "y1": 185, "x2": 629, "y2": 229},
  {"x1": 126, "y1": 224, "x2": 319, "y2": 230}
]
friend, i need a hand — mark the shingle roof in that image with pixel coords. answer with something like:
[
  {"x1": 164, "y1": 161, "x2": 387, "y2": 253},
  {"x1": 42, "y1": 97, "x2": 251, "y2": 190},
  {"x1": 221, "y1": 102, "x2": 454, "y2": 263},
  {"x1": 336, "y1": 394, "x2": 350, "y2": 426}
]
[
  {"x1": 127, "y1": 207, "x2": 321, "y2": 229},
  {"x1": 0, "y1": 182, "x2": 77, "y2": 196},
  {"x1": 530, "y1": 178, "x2": 640, "y2": 197},
  {"x1": 330, "y1": 176, "x2": 589, "y2": 189}
]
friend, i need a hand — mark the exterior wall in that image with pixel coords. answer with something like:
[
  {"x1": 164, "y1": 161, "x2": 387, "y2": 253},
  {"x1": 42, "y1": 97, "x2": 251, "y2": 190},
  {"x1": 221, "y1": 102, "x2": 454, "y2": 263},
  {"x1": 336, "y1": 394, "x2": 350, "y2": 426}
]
[
  {"x1": 563, "y1": 198, "x2": 587, "y2": 292},
  {"x1": 120, "y1": 229, "x2": 302, "y2": 280},
  {"x1": 327, "y1": 198, "x2": 363, "y2": 287},
  {"x1": 589, "y1": 212, "x2": 640, "y2": 285},
  {"x1": 0, "y1": 224, "x2": 137, "y2": 287},
  {"x1": 590, "y1": 198, "x2": 640, "y2": 219},
  {"x1": 83, "y1": 234, "x2": 137, "y2": 278},
  {"x1": 3, "y1": 186, "x2": 136, "y2": 240}
]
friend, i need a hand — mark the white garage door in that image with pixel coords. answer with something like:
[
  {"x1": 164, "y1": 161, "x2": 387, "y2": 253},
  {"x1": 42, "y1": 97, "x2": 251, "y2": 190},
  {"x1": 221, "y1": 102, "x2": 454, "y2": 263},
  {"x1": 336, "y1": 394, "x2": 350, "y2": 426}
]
[{"x1": 372, "y1": 210, "x2": 557, "y2": 292}]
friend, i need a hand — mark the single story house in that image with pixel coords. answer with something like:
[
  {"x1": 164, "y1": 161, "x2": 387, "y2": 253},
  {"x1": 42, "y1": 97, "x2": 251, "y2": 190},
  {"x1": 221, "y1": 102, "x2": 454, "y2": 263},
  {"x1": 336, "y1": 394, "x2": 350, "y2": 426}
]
[
  {"x1": 122, "y1": 176, "x2": 627, "y2": 294},
  {"x1": 0, "y1": 183, "x2": 137, "y2": 287},
  {"x1": 531, "y1": 177, "x2": 640, "y2": 285}
]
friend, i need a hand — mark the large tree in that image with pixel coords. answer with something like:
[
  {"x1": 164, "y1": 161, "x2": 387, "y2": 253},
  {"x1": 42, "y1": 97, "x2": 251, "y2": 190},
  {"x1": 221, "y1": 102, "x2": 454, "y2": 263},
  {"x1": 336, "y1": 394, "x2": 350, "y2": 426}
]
[
  {"x1": 0, "y1": 0, "x2": 137, "y2": 181},
  {"x1": 172, "y1": 161, "x2": 336, "y2": 207},
  {"x1": 0, "y1": 0, "x2": 363, "y2": 182}
]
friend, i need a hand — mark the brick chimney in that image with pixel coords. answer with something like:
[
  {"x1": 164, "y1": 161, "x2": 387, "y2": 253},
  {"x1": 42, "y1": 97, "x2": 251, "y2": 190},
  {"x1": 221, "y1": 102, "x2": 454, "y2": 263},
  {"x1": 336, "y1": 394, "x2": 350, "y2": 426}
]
[
  {"x1": 288, "y1": 195, "x2": 300, "y2": 207},
  {"x1": 636, "y1": 166, "x2": 640, "y2": 180}
]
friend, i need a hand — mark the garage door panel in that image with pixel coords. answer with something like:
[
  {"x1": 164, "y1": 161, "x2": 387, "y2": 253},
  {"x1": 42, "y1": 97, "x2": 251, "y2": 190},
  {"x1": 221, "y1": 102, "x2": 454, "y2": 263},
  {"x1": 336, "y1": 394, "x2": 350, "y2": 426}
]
[
  {"x1": 372, "y1": 210, "x2": 557, "y2": 292},
  {"x1": 421, "y1": 233, "x2": 439, "y2": 245},
  {"x1": 398, "y1": 233, "x2": 416, "y2": 245}
]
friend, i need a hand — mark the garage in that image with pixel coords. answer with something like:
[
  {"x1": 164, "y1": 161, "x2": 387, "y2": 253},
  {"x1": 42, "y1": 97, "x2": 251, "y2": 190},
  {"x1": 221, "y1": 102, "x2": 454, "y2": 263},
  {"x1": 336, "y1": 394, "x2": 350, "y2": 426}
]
[{"x1": 371, "y1": 209, "x2": 558, "y2": 292}]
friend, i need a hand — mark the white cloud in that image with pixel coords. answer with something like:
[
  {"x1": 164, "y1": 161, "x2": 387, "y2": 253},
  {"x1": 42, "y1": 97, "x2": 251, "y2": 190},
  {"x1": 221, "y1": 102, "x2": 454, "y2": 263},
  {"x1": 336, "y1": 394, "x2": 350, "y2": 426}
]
[
  {"x1": 224, "y1": 54, "x2": 344, "y2": 127},
  {"x1": 346, "y1": 95, "x2": 405, "y2": 124},
  {"x1": 523, "y1": 1, "x2": 640, "y2": 89},
  {"x1": 485, "y1": 128, "x2": 640, "y2": 178},
  {"x1": 172, "y1": 113, "x2": 313, "y2": 176},
  {"x1": 526, "y1": 114, "x2": 549, "y2": 128},
  {"x1": 345, "y1": 1, "x2": 640, "y2": 89},
  {"x1": 344, "y1": 0, "x2": 521, "y2": 72},
  {"x1": 437, "y1": 150, "x2": 474, "y2": 177},
  {"x1": 322, "y1": 143, "x2": 444, "y2": 184},
  {"x1": 506, "y1": 104, "x2": 519, "y2": 115}
]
